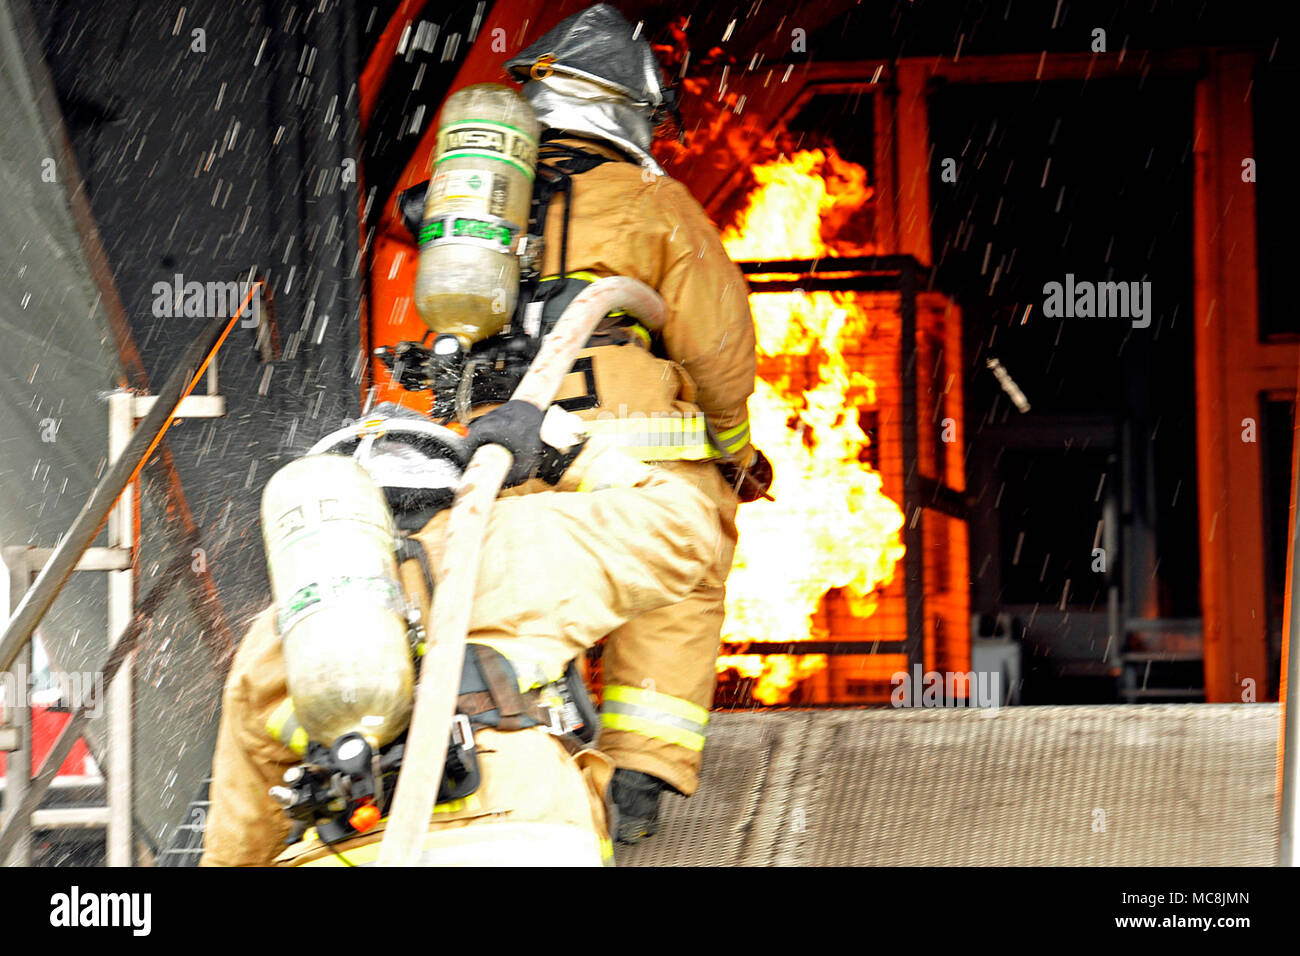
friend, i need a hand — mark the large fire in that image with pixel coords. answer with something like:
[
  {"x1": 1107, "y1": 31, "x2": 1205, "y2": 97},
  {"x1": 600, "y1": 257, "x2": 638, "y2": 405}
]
[{"x1": 717, "y1": 149, "x2": 907, "y2": 704}]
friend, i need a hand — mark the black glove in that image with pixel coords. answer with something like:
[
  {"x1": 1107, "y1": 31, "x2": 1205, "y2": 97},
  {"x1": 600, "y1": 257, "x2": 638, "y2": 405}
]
[
  {"x1": 718, "y1": 448, "x2": 774, "y2": 503},
  {"x1": 535, "y1": 435, "x2": 587, "y2": 485},
  {"x1": 465, "y1": 400, "x2": 544, "y2": 487},
  {"x1": 466, "y1": 401, "x2": 587, "y2": 487}
]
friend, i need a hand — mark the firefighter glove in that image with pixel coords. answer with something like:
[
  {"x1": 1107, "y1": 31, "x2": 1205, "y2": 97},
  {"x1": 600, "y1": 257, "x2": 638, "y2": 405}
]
[
  {"x1": 467, "y1": 402, "x2": 588, "y2": 487},
  {"x1": 466, "y1": 400, "x2": 545, "y2": 486},
  {"x1": 718, "y1": 447, "x2": 774, "y2": 503}
]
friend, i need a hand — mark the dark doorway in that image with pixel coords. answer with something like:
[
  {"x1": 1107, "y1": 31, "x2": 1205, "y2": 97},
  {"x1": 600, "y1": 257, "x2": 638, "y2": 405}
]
[{"x1": 928, "y1": 76, "x2": 1200, "y2": 702}]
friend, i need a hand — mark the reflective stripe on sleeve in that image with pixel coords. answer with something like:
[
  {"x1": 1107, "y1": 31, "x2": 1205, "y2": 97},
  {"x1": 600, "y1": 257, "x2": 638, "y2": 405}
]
[
  {"x1": 266, "y1": 699, "x2": 308, "y2": 757},
  {"x1": 715, "y1": 419, "x2": 751, "y2": 454},
  {"x1": 600, "y1": 685, "x2": 709, "y2": 752},
  {"x1": 583, "y1": 413, "x2": 722, "y2": 462}
]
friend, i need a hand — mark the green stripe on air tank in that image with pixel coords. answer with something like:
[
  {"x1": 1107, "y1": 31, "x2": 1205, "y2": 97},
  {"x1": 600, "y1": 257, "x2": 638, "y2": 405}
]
[{"x1": 433, "y1": 149, "x2": 536, "y2": 179}]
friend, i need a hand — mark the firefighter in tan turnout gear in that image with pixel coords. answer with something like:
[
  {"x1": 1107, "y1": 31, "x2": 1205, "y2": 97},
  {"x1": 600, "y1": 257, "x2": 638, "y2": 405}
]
[
  {"x1": 378, "y1": 3, "x2": 771, "y2": 842},
  {"x1": 502, "y1": 4, "x2": 771, "y2": 842},
  {"x1": 201, "y1": 404, "x2": 724, "y2": 866}
]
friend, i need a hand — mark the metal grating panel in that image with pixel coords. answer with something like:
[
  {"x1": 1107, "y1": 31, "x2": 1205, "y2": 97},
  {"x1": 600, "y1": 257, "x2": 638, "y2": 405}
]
[{"x1": 615, "y1": 705, "x2": 1280, "y2": 866}]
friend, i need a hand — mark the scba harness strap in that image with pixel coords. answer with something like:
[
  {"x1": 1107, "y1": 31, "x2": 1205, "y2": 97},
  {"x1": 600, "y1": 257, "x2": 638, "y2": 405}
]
[
  {"x1": 457, "y1": 644, "x2": 599, "y2": 751},
  {"x1": 396, "y1": 139, "x2": 612, "y2": 277},
  {"x1": 390, "y1": 145, "x2": 748, "y2": 461},
  {"x1": 267, "y1": 643, "x2": 599, "y2": 847},
  {"x1": 266, "y1": 645, "x2": 597, "y2": 760},
  {"x1": 389, "y1": 144, "x2": 627, "y2": 421},
  {"x1": 397, "y1": 139, "x2": 617, "y2": 332}
]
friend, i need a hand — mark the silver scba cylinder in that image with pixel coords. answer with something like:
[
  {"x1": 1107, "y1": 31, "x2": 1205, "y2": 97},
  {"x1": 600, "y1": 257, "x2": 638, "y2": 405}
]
[
  {"x1": 261, "y1": 455, "x2": 414, "y2": 749},
  {"x1": 413, "y1": 82, "x2": 539, "y2": 346}
]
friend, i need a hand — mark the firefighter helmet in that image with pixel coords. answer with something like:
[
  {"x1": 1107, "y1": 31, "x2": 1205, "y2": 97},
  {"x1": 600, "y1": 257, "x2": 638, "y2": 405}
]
[
  {"x1": 505, "y1": 4, "x2": 670, "y2": 174},
  {"x1": 505, "y1": 4, "x2": 665, "y2": 109}
]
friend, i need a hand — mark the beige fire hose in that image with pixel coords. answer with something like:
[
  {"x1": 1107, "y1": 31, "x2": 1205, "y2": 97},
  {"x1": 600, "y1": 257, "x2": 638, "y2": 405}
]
[{"x1": 377, "y1": 276, "x2": 668, "y2": 866}]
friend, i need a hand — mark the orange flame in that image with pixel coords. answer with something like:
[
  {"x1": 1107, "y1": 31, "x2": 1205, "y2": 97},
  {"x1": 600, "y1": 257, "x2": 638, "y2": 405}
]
[{"x1": 717, "y1": 149, "x2": 906, "y2": 704}]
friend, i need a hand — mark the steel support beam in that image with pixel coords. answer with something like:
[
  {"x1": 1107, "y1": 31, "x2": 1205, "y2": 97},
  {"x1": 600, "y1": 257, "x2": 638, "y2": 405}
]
[
  {"x1": 900, "y1": 259, "x2": 926, "y2": 678},
  {"x1": 105, "y1": 392, "x2": 134, "y2": 867}
]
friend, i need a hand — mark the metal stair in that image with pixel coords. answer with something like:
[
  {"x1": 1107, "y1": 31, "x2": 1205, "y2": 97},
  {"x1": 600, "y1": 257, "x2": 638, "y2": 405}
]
[
  {"x1": 1, "y1": 370, "x2": 226, "y2": 866},
  {"x1": 1118, "y1": 618, "x2": 1205, "y2": 703}
]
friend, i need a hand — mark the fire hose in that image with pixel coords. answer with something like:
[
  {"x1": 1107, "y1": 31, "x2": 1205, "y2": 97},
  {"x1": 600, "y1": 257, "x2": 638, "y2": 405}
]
[{"x1": 376, "y1": 276, "x2": 667, "y2": 867}]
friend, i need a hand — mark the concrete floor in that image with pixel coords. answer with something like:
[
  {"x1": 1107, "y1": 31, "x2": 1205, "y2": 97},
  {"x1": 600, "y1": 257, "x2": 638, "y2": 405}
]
[{"x1": 615, "y1": 704, "x2": 1281, "y2": 866}]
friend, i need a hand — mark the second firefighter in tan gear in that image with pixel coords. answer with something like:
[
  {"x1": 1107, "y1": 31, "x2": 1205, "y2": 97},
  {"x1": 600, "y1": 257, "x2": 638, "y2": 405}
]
[
  {"x1": 374, "y1": 2, "x2": 767, "y2": 833},
  {"x1": 200, "y1": 439, "x2": 724, "y2": 866},
  {"x1": 503, "y1": 6, "x2": 763, "y2": 813},
  {"x1": 555, "y1": 331, "x2": 742, "y2": 795}
]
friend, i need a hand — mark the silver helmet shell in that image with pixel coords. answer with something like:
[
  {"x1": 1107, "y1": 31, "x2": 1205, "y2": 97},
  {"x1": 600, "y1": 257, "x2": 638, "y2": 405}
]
[
  {"x1": 505, "y1": 4, "x2": 665, "y2": 108},
  {"x1": 505, "y1": 4, "x2": 668, "y2": 175}
]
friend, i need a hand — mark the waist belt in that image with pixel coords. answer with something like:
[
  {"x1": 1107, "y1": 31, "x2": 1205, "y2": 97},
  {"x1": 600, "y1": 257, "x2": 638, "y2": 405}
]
[
  {"x1": 267, "y1": 645, "x2": 597, "y2": 760},
  {"x1": 457, "y1": 644, "x2": 597, "y2": 754}
]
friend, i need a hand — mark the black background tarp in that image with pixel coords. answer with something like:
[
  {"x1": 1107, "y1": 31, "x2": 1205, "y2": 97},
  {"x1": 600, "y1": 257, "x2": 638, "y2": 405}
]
[{"x1": 5, "y1": 0, "x2": 365, "y2": 859}]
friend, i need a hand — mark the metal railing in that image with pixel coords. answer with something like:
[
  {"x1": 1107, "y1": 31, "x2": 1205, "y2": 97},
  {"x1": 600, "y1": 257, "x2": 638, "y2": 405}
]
[{"x1": 0, "y1": 303, "x2": 251, "y2": 864}]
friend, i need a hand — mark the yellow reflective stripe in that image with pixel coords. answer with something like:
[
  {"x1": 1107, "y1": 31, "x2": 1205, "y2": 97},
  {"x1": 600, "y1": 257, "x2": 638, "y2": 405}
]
[
  {"x1": 717, "y1": 421, "x2": 748, "y2": 440},
  {"x1": 266, "y1": 699, "x2": 307, "y2": 757},
  {"x1": 588, "y1": 417, "x2": 710, "y2": 433},
  {"x1": 542, "y1": 270, "x2": 603, "y2": 283},
  {"x1": 266, "y1": 700, "x2": 292, "y2": 740},
  {"x1": 433, "y1": 793, "x2": 482, "y2": 815},
  {"x1": 603, "y1": 685, "x2": 709, "y2": 726},
  {"x1": 584, "y1": 414, "x2": 722, "y2": 461},
  {"x1": 600, "y1": 712, "x2": 705, "y2": 752},
  {"x1": 602, "y1": 445, "x2": 720, "y2": 461},
  {"x1": 716, "y1": 420, "x2": 751, "y2": 453},
  {"x1": 602, "y1": 684, "x2": 710, "y2": 749}
]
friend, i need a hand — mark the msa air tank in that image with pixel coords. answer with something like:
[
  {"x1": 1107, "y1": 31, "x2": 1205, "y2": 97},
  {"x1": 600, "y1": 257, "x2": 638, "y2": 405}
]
[
  {"x1": 261, "y1": 455, "x2": 414, "y2": 749},
  {"x1": 413, "y1": 83, "x2": 540, "y2": 346}
]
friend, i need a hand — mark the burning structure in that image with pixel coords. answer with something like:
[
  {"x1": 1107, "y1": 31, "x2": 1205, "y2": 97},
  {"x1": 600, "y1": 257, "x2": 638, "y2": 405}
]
[
  {"x1": 714, "y1": 148, "x2": 966, "y2": 705},
  {"x1": 2, "y1": 0, "x2": 1298, "y2": 869}
]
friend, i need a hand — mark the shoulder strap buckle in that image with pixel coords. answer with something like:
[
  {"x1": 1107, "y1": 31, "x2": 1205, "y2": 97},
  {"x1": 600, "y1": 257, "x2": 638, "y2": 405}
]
[{"x1": 452, "y1": 713, "x2": 475, "y2": 752}]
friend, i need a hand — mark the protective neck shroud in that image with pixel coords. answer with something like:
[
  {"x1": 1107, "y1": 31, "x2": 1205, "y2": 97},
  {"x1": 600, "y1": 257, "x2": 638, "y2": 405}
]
[{"x1": 521, "y1": 78, "x2": 664, "y2": 177}]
